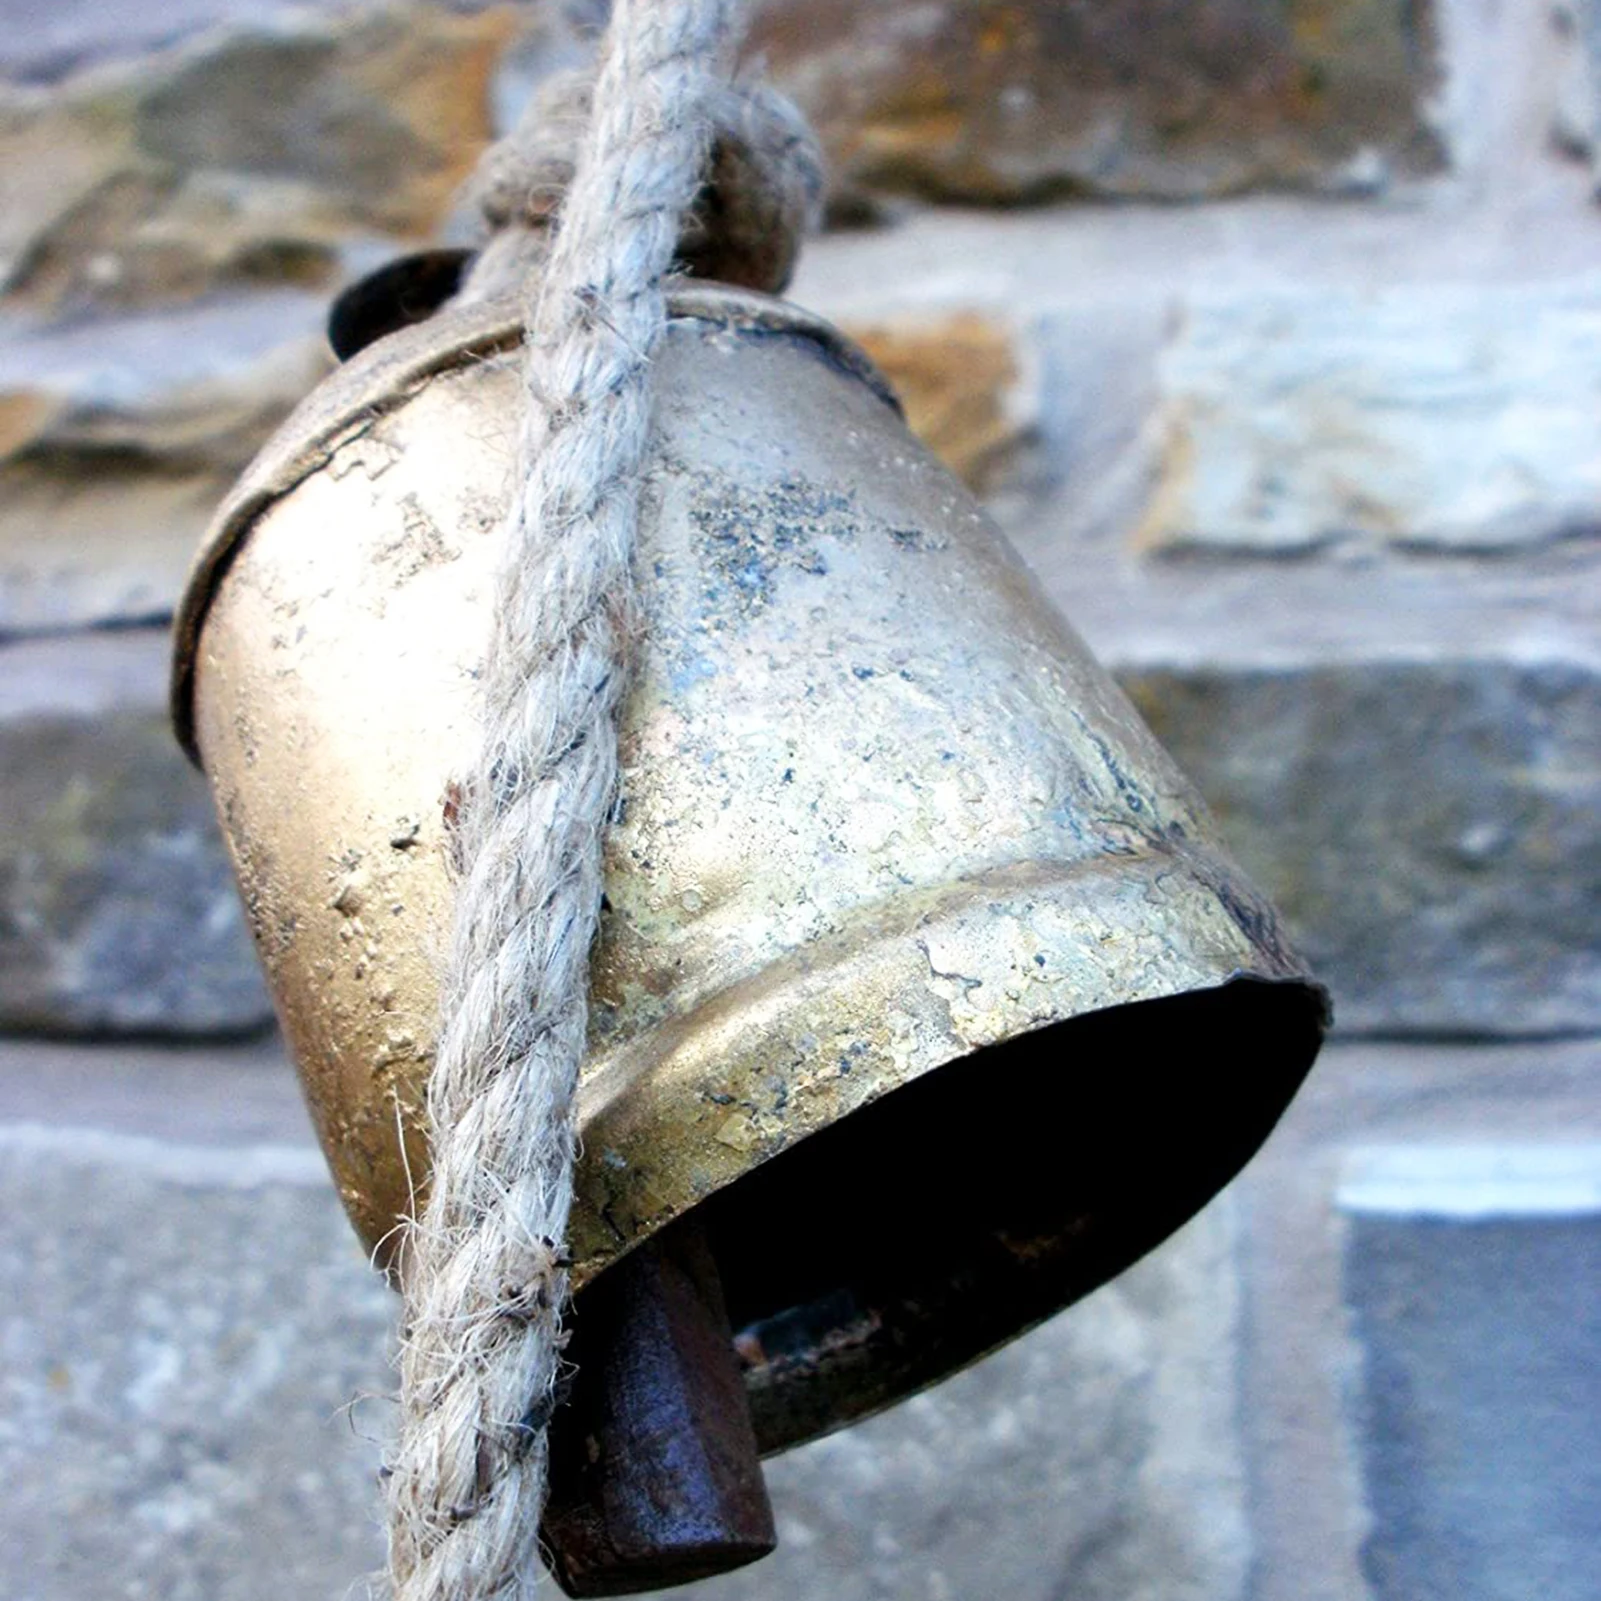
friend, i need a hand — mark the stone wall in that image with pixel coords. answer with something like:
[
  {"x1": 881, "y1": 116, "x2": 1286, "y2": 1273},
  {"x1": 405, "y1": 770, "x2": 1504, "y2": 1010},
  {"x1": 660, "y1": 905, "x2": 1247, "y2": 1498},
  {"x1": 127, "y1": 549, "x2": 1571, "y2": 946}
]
[{"x1": 2, "y1": 2, "x2": 1597, "y2": 1598}]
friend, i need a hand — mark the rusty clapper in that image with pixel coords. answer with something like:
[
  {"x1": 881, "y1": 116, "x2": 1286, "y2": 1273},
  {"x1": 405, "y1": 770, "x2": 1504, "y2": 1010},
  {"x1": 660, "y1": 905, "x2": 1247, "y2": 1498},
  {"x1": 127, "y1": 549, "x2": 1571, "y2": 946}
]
[{"x1": 171, "y1": 254, "x2": 1328, "y2": 1594}]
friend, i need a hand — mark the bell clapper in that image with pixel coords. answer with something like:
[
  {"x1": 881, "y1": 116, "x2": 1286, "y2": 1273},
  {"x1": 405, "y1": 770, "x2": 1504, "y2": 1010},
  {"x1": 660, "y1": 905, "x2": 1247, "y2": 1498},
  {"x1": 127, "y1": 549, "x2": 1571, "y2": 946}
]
[{"x1": 541, "y1": 1216, "x2": 775, "y2": 1596}]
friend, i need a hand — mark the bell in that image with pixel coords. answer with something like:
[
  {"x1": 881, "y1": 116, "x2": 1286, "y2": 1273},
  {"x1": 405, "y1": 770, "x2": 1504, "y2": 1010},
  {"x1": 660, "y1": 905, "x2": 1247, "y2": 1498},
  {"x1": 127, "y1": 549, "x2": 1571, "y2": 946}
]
[{"x1": 172, "y1": 269, "x2": 1326, "y2": 1591}]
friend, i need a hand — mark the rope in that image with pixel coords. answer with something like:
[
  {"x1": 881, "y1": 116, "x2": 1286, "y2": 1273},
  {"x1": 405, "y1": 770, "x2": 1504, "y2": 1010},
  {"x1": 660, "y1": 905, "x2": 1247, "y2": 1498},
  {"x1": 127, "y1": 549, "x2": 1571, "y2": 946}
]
[
  {"x1": 383, "y1": 4, "x2": 818, "y2": 1599},
  {"x1": 462, "y1": 65, "x2": 823, "y2": 302}
]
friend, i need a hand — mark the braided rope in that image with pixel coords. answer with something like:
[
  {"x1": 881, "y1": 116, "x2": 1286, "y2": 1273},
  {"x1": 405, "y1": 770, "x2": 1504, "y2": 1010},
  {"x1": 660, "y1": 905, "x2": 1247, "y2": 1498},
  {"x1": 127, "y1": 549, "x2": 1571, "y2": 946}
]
[{"x1": 384, "y1": 3, "x2": 747, "y2": 1596}]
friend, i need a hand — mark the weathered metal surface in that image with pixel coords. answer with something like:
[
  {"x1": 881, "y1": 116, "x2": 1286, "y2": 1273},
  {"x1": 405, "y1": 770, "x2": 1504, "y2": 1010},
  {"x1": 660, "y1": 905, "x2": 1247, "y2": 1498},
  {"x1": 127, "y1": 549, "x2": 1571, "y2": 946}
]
[
  {"x1": 542, "y1": 1218, "x2": 776, "y2": 1597},
  {"x1": 172, "y1": 282, "x2": 1326, "y2": 1452}
]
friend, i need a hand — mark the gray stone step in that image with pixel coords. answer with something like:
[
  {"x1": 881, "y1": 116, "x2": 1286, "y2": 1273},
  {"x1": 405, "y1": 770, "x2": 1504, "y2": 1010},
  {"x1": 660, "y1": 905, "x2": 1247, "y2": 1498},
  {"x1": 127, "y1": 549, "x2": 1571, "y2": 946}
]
[{"x1": 0, "y1": 1035, "x2": 1251, "y2": 1601}]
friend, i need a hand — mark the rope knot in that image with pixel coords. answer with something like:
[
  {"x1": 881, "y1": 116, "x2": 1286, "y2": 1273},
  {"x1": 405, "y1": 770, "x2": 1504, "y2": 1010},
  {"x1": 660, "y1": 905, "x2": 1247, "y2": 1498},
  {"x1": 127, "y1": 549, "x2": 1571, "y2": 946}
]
[{"x1": 465, "y1": 66, "x2": 825, "y2": 299}]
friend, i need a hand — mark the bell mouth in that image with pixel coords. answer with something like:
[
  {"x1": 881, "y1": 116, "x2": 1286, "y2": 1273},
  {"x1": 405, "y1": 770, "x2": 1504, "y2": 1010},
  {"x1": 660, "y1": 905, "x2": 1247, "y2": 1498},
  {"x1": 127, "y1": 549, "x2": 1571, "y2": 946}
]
[
  {"x1": 676, "y1": 975, "x2": 1324, "y2": 1454},
  {"x1": 325, "y1": 247, "x2": 472, "y2": 360}
]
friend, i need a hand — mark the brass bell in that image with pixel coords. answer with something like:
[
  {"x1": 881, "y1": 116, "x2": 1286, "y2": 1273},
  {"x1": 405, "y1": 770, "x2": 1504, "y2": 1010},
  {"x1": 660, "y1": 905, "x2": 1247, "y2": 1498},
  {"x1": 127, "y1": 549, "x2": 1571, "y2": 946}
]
[{"x1": 172, "y1": 260, "x2": 1326, "y2": 1592}]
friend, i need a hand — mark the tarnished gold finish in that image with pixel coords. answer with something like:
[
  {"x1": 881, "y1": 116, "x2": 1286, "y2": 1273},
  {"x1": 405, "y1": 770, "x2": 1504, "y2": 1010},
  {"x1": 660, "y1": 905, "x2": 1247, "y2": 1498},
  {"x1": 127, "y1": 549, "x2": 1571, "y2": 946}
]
[{"x1": 174, "y1": 282, "x2": 1326, "y2": 1453}]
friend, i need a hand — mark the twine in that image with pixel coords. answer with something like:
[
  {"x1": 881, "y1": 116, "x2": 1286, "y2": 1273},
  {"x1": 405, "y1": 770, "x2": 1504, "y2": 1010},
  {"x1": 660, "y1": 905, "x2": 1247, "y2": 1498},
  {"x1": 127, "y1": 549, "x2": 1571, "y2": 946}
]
[
  {"x1": 462, "y1": 63, "x2": 823, "y2": 303},
  {"x1": 382, "y1": 3, "x2": 819, "y2": 1599}
]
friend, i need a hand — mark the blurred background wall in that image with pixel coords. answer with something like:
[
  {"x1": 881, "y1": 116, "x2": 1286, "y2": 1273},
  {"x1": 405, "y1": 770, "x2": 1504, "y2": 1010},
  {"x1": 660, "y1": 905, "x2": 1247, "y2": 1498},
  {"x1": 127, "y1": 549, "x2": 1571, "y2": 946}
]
[{"x1": 1, "y1": 2, "x2": 1597, "y2": 1598}]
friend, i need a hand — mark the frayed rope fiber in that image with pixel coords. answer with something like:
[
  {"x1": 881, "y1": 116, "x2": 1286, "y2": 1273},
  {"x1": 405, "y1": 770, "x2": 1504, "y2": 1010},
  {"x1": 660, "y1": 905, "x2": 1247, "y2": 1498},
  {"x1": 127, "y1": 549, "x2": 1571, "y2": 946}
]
[{"x1": 382, "y1": 3, "x2": 819, "y2": 1599}]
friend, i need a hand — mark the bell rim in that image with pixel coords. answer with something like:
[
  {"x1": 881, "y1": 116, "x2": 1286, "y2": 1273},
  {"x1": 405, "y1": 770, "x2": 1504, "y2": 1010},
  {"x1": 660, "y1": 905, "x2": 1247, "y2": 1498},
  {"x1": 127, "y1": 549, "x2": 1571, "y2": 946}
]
[
  {"x1": 728, "y1": 969, "x2": 1328, "y2": 1456},
  {"x1": 168, "y1": 280, "x2": 902, "y2": 766},
  {"x1": 551, "y1": 833, "x2": 1327, "y2": 1455},
  {"x1": 562, "y1": 842, "x2": 1328, "y2": 1298}
]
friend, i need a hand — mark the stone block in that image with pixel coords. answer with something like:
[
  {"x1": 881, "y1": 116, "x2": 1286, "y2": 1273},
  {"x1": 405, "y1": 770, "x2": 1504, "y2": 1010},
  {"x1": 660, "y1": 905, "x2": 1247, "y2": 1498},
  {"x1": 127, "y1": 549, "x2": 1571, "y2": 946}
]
[
  {"x1": 843, "y1": 310, "x2": 1035, "y2": 490},
  {"x1": 749, "y1": 0, "x2": 1444, "y2": 210},
  {"x1": 0, "y1": 1080, "x2": 1251, "y2": 1601},
  {"x1": 0, "y1": 1, "x2": 515, "y2": 316},
  {"x1": 0, "y1": 1120, "x2": 391, "y2": 1601},
  {"x1": 1555, "y1": 0, "x2": 1601, "y2": 189},
  {"x1": 0, "y1": 3, "x2": 383, "y2": 81},
  {"x1": 1121, "y1": 659, "x2": 1601, "y2": 1036},
  {"x1": 0, "y1": 637, "x2": 273, "y2": 1035},
  {"x1": 1340, "y1": 1146, "x2": 1601, "y2": 1601},
  {"x1": 1143, "y1": 278, "x2": 1601, "y2": 554},
  {"x1": 0, "y1": 294, "x2": 328, "y2": 634}
]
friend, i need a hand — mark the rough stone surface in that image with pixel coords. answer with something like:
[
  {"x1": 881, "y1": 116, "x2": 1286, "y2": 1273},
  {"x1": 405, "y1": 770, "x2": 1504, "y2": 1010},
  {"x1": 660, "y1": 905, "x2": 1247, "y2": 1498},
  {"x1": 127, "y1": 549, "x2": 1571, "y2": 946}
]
[
  {"x1": 1340, "y1": 1148, "x2": 1601, "y2": 1601},
  {"x1": 1142, "y1": 277, "x2": 1601, "y2": 554},
  {"x1": 750, "y1": 0, "x2": 1444, "y2": 210},
  {"x1": 0, "y1": 1121, "x2": 391, "y2": 1601},
  {"x1": 0, "y1": 1, "x2": 416, "y2": 81},
  {"x1": 681, "y1": 1198, "x2": 1249, "y2": 1601},
  {"x1": 844, "y1": 310, "x2": 1034, "y2": 489},
  {"x1": 0, "y1": 684, "x2": 272, "y2": 1036},
  {"x1": 0, "y1": 1, "x2": 515, "y2": 316},
  {"x1": 1122, "y1": 659, "x2": 1601, "y2": 1036},
  {"x1": 0, "y1": 1079, "x2": 1250, "y2": 1601},
  {"x1": 0, "y1": 293, "x2": 329, "y2": 633},
  {"x1": 1239, "y1": 1046, "x2": 1601, "y2": 1601},
  {"x1": 1554, "y1": 0, "x2": 1601, "y2": 188}
]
